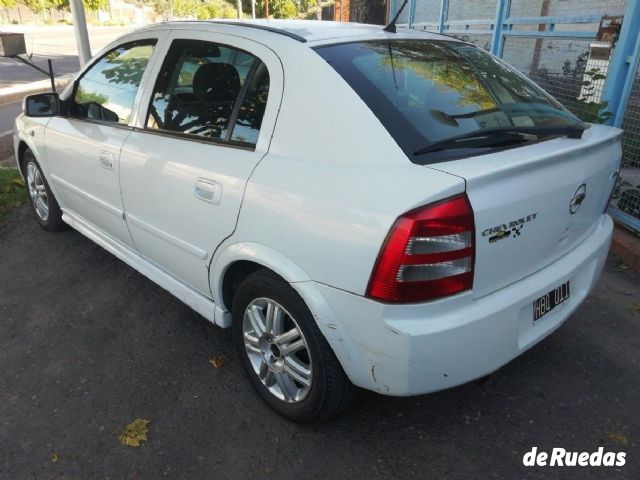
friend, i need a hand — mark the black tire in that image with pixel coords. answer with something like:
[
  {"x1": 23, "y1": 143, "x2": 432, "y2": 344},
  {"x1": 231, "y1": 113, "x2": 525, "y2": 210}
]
[
  {"x1": 21, "y1": 150, "x2": 64, "y2": 232},
  {"x1": 232, "y1": 269, "x2": 356, "y2": 422}
]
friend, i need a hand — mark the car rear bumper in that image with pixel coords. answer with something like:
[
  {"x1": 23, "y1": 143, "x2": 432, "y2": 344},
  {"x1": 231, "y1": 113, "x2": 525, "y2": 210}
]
[{"x1": 313, "y1": 214, "x2": 613, "y2": 396}]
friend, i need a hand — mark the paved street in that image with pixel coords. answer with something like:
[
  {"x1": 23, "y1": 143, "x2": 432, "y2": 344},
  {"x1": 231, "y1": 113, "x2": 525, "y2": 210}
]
[
  {"x1": 0, "y1": 205, "x2": 638, "y2": 479},
  {"x1": 0, "y1": 25, "x2": 133, "y2": 87},
  {"x1": 0, "y1": 25, "x2": 133, "y2": 157},
  {"x1": 0, "y1": 102, "x2": 21, "y2": 135}
]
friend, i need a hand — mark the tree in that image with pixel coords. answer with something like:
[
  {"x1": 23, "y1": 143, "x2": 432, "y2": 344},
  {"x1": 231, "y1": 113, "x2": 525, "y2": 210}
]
[
  {"x1": 18, "y1": 0, "x2": 49, "y2": 14},
  {"x1": 197, "y1": 0, "x2": 237, "y2": 19},
  {"x1": 153, "y1": 0, "x2": 169, "y2": 17},
  {"x1": 261, "y1": 0, "x2": 295, "y2": 18},
  {"x1": 171, "y1": 0, "x2": 197, "y2": 17},
  {"x1": 82, "y1": 0, "x2": 108, "y2": 10},
  {"x1": 40, "y1": 0, "x2": 109, "y2": 11},
  {"x1": 170, "y1": 0, "x2": 237, "y2": 19}
]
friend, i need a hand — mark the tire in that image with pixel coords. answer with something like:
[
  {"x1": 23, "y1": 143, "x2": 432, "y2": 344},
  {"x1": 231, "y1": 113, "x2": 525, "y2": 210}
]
[
  {"x1": 232, "y1": 269, "x2": 356, "y2": 422},
  {"x1": 22, "y1": 150, "x2": 64, "y2": 232}
]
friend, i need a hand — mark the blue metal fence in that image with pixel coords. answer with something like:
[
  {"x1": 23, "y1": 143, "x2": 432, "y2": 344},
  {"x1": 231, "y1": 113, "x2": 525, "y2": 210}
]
[{"x1": 390, "y1": 0, "x2": 640, "y2": 232}]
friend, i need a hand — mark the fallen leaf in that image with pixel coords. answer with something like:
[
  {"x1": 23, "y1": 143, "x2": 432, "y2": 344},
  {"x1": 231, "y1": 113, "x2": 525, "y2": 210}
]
[
  {"x1": 608, "y1": 432, "x2": 629, "y2": 445},
  {"x1": 50, "y1": 452, "x2": 58, "y2": 463},
  {"x1": 12, "y1": 178, "x2": 25, "y2": 188},
  {"x1": 118, "y1": 418, "x2": 150, "y2": 447},
  {"x1": 209, "y1": 355, "x2": 229, "y2": 369},
  {"x1": 617, "y1": 263, "x2": 629, "y2": 271},
  {"x1": 631, "y1": 303, "x2": 640, "y2": 314}
]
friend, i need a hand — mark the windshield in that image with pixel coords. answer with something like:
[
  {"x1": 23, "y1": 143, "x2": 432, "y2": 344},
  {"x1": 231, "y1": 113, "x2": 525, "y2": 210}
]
[{"x1": 314, "y1": 40, "x2": 583, "y2": 164}]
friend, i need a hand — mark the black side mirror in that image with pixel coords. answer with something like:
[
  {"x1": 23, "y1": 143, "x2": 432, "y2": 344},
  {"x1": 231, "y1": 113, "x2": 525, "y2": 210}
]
[{"x1": 23, "y1": 92, "x2": 60, "y2": 117}]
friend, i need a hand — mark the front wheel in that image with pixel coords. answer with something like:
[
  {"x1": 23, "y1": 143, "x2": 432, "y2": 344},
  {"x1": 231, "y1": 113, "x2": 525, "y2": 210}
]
[
  {"x1": 22, "y1": 150, "x2": 64, "y2": 231},
  {"x1": 232, "y1": 270, "x2": 356, "y2": 422}
]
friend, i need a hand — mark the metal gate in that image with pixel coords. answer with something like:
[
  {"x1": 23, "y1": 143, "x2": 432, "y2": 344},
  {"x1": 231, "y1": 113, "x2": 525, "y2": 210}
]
[{"x1": 390, "y1": 0, "x2": 640, "y2": 232}]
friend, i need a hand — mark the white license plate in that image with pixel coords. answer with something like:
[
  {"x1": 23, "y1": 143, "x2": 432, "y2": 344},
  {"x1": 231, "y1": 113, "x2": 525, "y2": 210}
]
[{"x1": 533, "y1": 281, "x2": 570, "y2": 321}]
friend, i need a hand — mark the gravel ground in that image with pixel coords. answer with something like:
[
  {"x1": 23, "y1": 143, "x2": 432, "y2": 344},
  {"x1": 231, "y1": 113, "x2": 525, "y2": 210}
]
[{"x1": 0, "y1": 205, "x2": 639, "y2": 480}]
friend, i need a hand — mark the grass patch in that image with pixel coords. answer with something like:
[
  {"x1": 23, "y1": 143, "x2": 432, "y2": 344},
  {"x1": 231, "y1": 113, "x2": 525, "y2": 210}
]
[{"x1": 0, "y1": 168, "x2": 28, "y2": 219}]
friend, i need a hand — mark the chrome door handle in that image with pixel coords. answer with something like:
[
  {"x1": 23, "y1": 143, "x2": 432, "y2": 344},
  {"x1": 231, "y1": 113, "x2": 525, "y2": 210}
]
[
  {"x1": 99, "y1": 150, "x2": 114, "y2": 169},
  {"x1": 194, "y1": 179, "x2": 222, "y2": 205}
]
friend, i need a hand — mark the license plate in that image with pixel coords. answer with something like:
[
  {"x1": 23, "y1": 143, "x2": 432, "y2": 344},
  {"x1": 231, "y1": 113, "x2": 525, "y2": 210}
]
[{"x1": 533, "y1": 281, "x2": 570, "y2": 321}]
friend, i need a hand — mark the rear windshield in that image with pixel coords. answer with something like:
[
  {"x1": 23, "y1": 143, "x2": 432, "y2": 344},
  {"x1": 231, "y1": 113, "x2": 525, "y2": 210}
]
[{"x1": 315, "y1": 40, "x2": 582, "y2": 164}]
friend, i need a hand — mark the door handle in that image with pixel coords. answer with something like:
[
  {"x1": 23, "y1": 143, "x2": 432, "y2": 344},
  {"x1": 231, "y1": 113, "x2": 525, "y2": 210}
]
[
  {"x1": 194, "y1": 179, "x2": 222, "y2": 205},
  {"x1": 99, "y1": 150, "x2": 114, "y2": 169}
]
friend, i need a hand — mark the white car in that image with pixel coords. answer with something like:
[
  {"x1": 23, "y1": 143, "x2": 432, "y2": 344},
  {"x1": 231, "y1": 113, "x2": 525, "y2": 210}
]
[{"x1": 14, "y1": 20, "x2": 621, "y2": 422}]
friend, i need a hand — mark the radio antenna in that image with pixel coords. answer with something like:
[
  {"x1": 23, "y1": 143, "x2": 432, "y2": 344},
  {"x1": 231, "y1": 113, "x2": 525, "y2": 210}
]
[{"x1": 384, "y1": 0, "x2": 409, "y2": 33}]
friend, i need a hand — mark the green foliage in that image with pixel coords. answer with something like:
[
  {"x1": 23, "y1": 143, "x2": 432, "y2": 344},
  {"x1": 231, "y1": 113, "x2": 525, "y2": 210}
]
[
  {"x1": 82, "y1": 0, "x2": 108, "y2": 10},
  {"x1": 0, "y1": 0, "x2": 18, "y2": 9},
  {"x1": 18, "y1": 0, "x2": 49, "y2": 14},
  {"x1": 153, "y1": 0, "x2": 169, "y2": 16},
  {"x1": 170, "y1": 0, "x2": 238, "y2": 20},
  {"x1": 0, "y1": 169, "x2": 27, "y2": 219},
  {"x1": 15, "y1": 0, "x2": 108, "y2": 13},
  {"x1": 197, "y1": 0, "x2": 237, "y2": 19},
  {"x1": 75, "y1": 87, "x2": 108, "y2": 105},
  {"x1": 270, "y1": 0, "x2": 297, "y2": 18},
  {"x1": 575, "y1": 68, "x2": 612, "y2": 124},
  {"x1": 170, "y1": 0, "x2": 237, "y2": 19},
  {"x1": 256, "y1": 0, "x2": 297, "y2": 18}
]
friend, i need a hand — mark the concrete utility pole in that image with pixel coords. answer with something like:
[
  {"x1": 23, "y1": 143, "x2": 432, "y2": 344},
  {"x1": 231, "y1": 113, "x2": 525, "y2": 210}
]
[
  {"x1": 264, "y1": 0, "x2": 269, "y2": 18},
  {"x1": 251, "y1": 0, "x2": 256, "y2": 19},
  {"x1": 237, "y1": 0, "x2": 242, "y2": 19},
  {"x1": 69, "y1": 0, "x2": 92, "y2": 66}
]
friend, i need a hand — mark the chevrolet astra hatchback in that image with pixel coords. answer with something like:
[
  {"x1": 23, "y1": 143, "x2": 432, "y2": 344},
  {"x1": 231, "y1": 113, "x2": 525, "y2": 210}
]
[{"x1": 15, "y1": 20, "x2": 621, "y2": 422}]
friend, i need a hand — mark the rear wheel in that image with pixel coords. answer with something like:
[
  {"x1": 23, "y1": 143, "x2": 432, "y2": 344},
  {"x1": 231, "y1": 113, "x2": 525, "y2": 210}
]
[
  {"x1": 232, "y1": 269, "x2": 356, "y2": 422},
  {"x1": 23, "y1": 150, "x2": 64, "y2": 231}
]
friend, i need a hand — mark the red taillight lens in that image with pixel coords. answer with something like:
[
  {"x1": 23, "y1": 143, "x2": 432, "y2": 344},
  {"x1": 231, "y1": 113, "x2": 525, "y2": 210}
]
[{"x1": 366, "y1": 194, "x2": 475, "y2": 303}]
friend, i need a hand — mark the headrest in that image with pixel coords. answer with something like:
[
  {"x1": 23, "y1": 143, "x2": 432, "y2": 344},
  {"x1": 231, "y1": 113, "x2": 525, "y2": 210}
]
[{"x1": 192, "y1": 63, "x2": 241, "y2": 103}]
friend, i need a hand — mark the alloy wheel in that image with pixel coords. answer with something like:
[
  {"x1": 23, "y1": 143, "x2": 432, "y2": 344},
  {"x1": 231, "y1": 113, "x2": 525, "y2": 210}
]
[
  {"x1": 242, "y1": 297, "x2": 313, "y2": 403},
  {"x1": 26, "y1": 162, "x2": 49, "y2": 222}
]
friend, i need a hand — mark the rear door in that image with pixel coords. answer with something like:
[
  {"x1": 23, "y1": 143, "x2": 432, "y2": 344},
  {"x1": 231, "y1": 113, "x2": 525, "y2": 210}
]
[
  {"x1": 120, "y1": 30, "x2": 283, "y2": 297},
  {"x1": 430, "y1": 124, "x2": 621, "y2": 298}
]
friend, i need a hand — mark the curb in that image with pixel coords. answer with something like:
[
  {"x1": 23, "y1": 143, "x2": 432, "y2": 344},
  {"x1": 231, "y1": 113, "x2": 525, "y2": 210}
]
[
  {"x1": 611, "y1": 223, "x2": 640, "y2": 272},
  {"x1": 0, "y1": 75, "x2": 73, "y2": 107}
]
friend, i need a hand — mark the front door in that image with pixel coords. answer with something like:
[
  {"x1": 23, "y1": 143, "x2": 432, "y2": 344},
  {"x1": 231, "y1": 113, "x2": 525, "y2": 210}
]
[
  {"x1": 45, "y1": 35, "x2": 163, "y2": 249},
  {"x1": 120, "y1": 31, "x2": 282, "y2": 297}
]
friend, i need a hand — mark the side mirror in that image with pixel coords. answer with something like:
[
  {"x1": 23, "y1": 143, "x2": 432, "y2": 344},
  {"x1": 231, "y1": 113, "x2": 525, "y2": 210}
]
[{"x1": 23, "y1": 92, "x2": 60, "y2": 117}]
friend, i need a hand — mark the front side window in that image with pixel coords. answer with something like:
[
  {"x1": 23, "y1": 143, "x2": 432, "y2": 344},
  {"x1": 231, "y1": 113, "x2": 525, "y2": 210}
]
[
  {"x1": 71, "y1": 40, "x2": 156, "y2": 124},
  {"x1": 146, "y1": 39, "x2": 270, "y2": 147},
  {"x1": 315, "y1": 40, "x2": 583, "y2": 164}
]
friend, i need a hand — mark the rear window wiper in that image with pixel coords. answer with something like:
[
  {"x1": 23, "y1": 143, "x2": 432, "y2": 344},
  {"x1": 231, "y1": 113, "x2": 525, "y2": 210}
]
[{"x1": 413, "y1": 124, "x2": 586, "y2": 157}]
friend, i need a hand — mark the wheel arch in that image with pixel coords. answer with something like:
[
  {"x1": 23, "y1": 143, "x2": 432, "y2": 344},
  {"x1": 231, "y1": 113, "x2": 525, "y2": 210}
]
[
  {"x1": 211, "y1": 242, "x2": 312, "y2": 311},
  {"x1": 16, "y1": 140, "x2": 30, "y2": 175},
  {"x1": 211, "y1": 242, "x2": 367, "y2": 388}
]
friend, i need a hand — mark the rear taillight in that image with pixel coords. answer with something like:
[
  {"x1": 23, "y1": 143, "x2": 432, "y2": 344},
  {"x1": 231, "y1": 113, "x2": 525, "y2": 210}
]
[{"x1": 366, "y1": 194, "x2": 475, "y2": 303}]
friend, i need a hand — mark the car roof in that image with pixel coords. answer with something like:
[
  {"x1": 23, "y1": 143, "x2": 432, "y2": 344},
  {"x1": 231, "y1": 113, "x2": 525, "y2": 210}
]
[{"x1": 136, "y1": 19, "x2": 460, "y2": 46}]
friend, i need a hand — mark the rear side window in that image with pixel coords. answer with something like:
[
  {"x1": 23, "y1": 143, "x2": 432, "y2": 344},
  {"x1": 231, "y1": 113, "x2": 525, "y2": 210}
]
[
  {"x1": 146, "y1": 39, "x2": 270, "y2": 147},
  {"x1": 72, "y1": 40, "x2": 156, "y2": 124},
  {"x1": 230, "y1": 62, "x2": 270, "y2": 145},
  {"x1": 315, "y1": 40, "x2": 582, "y2": 164}
]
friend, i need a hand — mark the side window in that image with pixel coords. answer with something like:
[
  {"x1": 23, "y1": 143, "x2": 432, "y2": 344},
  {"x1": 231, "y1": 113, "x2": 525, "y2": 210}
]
[
  {"x1": 71, "y1": 40, "x2": 156, "y2": 125},
  {"x1": 146, "y1": 39, "x2": 270, "y2": 147},
  {"x1": 230, "y1": 62, "x2": 270, "y2": 145}
]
